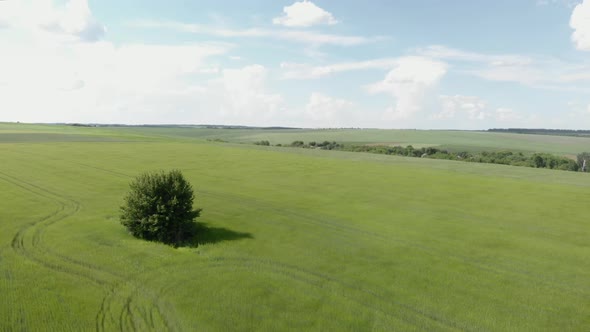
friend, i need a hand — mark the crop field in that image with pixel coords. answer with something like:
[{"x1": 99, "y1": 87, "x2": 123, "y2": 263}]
[
  {"x1": 106, "y1": 126, "x2": 590, "y2": 155},
  {"x1": 1, "y1": 124, "x2": 590, "y2": 331}
]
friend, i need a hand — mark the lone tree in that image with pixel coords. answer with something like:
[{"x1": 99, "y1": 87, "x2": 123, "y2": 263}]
[{"x1": 120, "y1": 170, "x2": 201, "y2": 246}]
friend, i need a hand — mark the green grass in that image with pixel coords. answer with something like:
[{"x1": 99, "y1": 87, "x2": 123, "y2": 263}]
[{"x1": 1, "y1": 124, "x2": 590, "y2": 331}]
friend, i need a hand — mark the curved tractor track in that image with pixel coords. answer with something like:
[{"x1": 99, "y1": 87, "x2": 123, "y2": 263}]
[{"x1": 0, "y1": 171, "x2": 175, "y2": 332}]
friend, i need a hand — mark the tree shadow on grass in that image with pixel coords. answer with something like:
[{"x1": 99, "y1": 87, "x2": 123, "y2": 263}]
[{"x1": 194, "y1": 223, "x2": 253, "y2": 246}]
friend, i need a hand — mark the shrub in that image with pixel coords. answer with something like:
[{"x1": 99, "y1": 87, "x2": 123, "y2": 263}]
[
  {"x1": 120, "y1": 170, "x2": 201, "y2": 246},
  {"x1": 291, "y1": 140, "x2": 305, "y2": 147}
]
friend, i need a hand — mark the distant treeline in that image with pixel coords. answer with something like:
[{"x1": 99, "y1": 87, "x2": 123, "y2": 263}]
[
  {"x1": 488, "y1": 128, "x2": 590, "y2": 137},
  {"x1": 276, "y1": 140, "x2": 586, "y2": 172}
]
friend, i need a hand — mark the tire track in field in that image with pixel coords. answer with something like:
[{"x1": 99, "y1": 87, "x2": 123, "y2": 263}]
[
  {"x1": 95, "y1": 278, "x2": 177, "y2": 332},
  {"x1": 0, "y1": 171, "x2": 173, "y2": 332},
  {"x1": 1, "y1": 173, "x2": 107, "y2": 284},
  {"x1": 199, "y1": 188, "x2": 590, "y2": 302},
  {"x1": 0, "y1": 254, "x2": 17, "y2": 332},
  {"x1": 0, "y1": 171, "x2": 111, "y2": 284},
  {"x1": 61, "y1": 164, "x2": 402, "y2": 330},
  {"x1": 151, "y1": 256, "x2": 466, "y2": 331},
  {"x1": 129, "y1": 256, "x2": 468, "y2": 331},
  {"x1": 67, "y1": 163, "x2": 587, "y2": 326},
  {"x1": 0, "y1": 151, "x2": 171, "y2": 331},
  {"x1": 8, "y1": 163, "x2": 402, "y2": 331},
  {"x1": 0, "y1": 152, "x2": 176, "y2": 332}
]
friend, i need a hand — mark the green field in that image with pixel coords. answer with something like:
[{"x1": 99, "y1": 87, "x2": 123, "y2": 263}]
[
  {"x1": 105, "y1": 126, "x2": 590, "y2": 155},
  {"x1": 1, "y1": 124, "x2": 590, "y2": 331},
  {"x1": 4, "y1": 123, "x2": 590, "y2": 155}
]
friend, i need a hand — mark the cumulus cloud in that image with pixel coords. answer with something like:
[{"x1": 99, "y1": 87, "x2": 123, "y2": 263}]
[
  {"x1": 366, "y1": 57, "x2": 447, "y2": 120},
  {"x1": 1, "y1": 0, "x2": 105, "y2": 42},
  {"x1": 273, "y1": 1, "x2": 338, "y2": 27},
  {"x1": 436, "y1": 95, "x2": 488, "y2": 120},
  {"x1": 304, "y1": 93, "x2": 354, "y2": 127},
  {"x1": 571, "y1": 0, "x2": 590, "y2": 50},
  {"x1": 494, "y1": 108, "x2": 522, "y2": 122},
  {"x1": 432, "y1": 95, "x2": 524, "y2": 127},
  {"x1": 0, "y1": 56, "x2": 287, "y2": 126},
  {"x1": 0, "y1": 37, "x2": 234, "y2": 123},
  {"x1": 39, "y1": 0, "x2": 106, "y2": 42},
  {"x1": 210, "y1": 65, "x2": 285, "y2": 123}
]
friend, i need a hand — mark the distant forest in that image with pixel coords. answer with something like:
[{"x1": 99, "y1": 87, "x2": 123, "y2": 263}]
[{"x1": 489, "y1": 128, "x2": 590, "y2": 137}]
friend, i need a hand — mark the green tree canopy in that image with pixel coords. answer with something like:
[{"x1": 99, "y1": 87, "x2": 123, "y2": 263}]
[{"x1": 120, "y1": 170, "x2": 201, "y2": 246}]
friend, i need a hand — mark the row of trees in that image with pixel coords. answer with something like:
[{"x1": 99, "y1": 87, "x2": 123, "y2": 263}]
[
  {"x1": 283, "y1": 140, "x2": 587, "y2": 172},
  {"x1": 290, "y1": 140, "x2": 342, "y2": 150}
]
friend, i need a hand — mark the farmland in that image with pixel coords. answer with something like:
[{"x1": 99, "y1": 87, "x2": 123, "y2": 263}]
[{"x1": 1, "y1": 124, "x2": 590, "y2": 331}]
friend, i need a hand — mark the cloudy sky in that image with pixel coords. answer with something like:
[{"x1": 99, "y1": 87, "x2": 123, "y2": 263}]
[{"x1": 2, "y1": 0, "x2": 590, "y2": 129}]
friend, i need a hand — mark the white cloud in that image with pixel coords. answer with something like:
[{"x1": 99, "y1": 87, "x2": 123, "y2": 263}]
[
  {"x1": 281, "y1": 58, "x2": 398, "y2": 79},
  {"x1": 416, "y1": 45, "x2": 533, "y2": 65},
  {"x1": 273, "y1": 1, "x2": 338, "y2": 27},
  {"x1": 1, "y1": 0, "x2": 105, "y2": 43},
  {"x1": 304, "y1": 93, "x2": 354, "y2": 127},
  {"x1": 416, "y1": 45, "x2": 590, "y2": 90},
  {"x1": 0, "y1": 30, "x2": 234, "y2": 123},
  {"x1": 129, "y1": 20, "x2": 378, "y2": 47},
  {"x1": 571, "y1": 0, "x2": 590, "y2": 51},
  {"x1": 494, "y1": 108, "x2": 522, "y2": 122},
  {"x1": 436, "y1": 95, "x2": 488, "y2": 120},
  {"x1": 366, "y1": 57, "x2": 447, "y2": 120},
  {"x1": 433, "y1": 95, "x2": 526, "y2": 127},
  {"x1": 210, "y1": 65, "x2": 285, "y2": 123},
  {"x1": 429, "y1": 95, "x2": 527, "y2": 129},
  {"x1": 0, "y1": 47, "x2": 286, "y2": 125},
  {"x1": 416, "y1": 45, "x2": 542, "y2": 85},
  {"x1": 39, "y1": 0, "x2": 105, "y2": 42},
  {"x1": 281, "y1": 48, "x2": 541, "y2": 83},
  {"x1": 0, "y1": 1, "x2": 18, "y2": 28}
]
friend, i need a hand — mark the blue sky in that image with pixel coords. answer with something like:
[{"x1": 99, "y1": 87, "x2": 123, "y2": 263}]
[{"x1": 2, "y1": 0, "x2": 590, "y2": 129}]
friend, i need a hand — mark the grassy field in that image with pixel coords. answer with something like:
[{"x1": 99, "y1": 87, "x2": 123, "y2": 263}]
[
  {"x1": 3, "y1": 123, "x2": 590, "y2": 154},
  {"x1": 1, "y1": 124, "x2": 590, "y2": 331},
  {"x1": 105, "y1": 126, "x2": 590, "y2": 155}
]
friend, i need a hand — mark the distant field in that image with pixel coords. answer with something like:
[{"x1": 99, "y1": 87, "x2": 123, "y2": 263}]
[
  {"x1": 1, "y1": 124, "x2": 590, "y2": 331},
  {"x1": 103, "y1": 126, "x2": 590, "y2": 155},
  {"x1": 4, "y1": 123, "x2": 590, "y2": 155}
]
